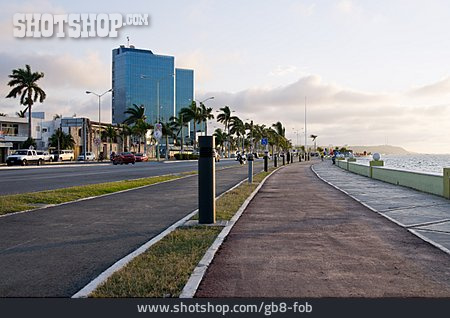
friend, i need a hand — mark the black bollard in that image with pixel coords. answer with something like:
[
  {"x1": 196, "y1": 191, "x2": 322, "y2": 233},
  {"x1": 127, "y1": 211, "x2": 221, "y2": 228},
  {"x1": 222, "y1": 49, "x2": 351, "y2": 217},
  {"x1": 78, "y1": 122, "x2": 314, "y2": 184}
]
[
  {"x1": 286, "y1": 152, "x2": 290, "y2": 164},
  {"x1": 274, "y1": 154, "x2": 278, "y2": 167},
  {"x1": 198, "y1": 136, "x2": 215, "y2": 224},
  {"x1": 264, "y1": 151, "x2": 268, "y2": 172},
  {"x1": 299, "y1": 153, "x2": 302, "y2": 162},
  {"x1": 282, "y1": 153, "x2": 285, "y2": 165}
]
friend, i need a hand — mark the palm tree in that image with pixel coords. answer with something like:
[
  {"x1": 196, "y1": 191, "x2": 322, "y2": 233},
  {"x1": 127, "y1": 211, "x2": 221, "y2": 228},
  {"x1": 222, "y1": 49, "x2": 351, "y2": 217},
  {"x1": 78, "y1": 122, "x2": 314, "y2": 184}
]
[
  {"x1": 170, "y1": 115, "x2": 188, "y2": 152},
  {"x1": 123, "y1": 104, "x2": 146, "y2": 125},
  {"x1": 0, "y1": 113, "x2": 6, "y2": 117},
  {"x1": 216, "y1": 106, "x2": 233, "y2": 157},
  {"x1": 310, "y1": 134, "x2": 318, "y2": 152},
  {"x1": 49, "y1": 130, "x2": 75, "y2": 150},
  {"x1": 161, "y1": 121, "x2": 176, "y2": 160},
  {"x1": 16, "y1": 109, "x2": 27, "y2": 118},
  {"x1": 118, "y1": 123, "x2": 132, "y2": 152},
  {"x1": 179, "y1": 101, "x2": 203, "y2": 149},
  {"x1": 199, "y1": 102, "x2": 214, "y2": 135},
  {"x1": 213, "y1": 128, "x2": 227, "y2": 156},
  {"x1": 6, "y1": 64, "x2": 46, "y2": 139},
  {"x1": 102, "y1": 125, "x2": 117, "y2": 158},
  {"x1": 132, "y1": 120, "x2": 152, "y2": 153},
  {"x1": 230, "y1": 116, "x2": 245, "y2": 152}
]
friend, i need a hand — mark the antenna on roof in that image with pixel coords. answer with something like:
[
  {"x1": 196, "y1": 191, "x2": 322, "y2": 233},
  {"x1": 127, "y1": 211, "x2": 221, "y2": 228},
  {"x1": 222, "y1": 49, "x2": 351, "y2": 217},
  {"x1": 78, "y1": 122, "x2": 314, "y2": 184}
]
[{"x1": 127, "y1": 36, "x2": 130, "y2": 47}]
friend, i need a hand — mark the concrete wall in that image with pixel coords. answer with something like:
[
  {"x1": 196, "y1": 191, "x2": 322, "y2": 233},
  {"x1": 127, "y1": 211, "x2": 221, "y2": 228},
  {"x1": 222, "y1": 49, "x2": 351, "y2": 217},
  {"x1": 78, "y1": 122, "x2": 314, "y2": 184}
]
[
  {"x1": 335, "y1": 159, "x2": 445, "y2": 197},
  {"x1": 371, "y1": 166, "x2": 443, "y2": 196},
  {"x1": 348, "y1": 162, "x2": 371, "y2": 177}
]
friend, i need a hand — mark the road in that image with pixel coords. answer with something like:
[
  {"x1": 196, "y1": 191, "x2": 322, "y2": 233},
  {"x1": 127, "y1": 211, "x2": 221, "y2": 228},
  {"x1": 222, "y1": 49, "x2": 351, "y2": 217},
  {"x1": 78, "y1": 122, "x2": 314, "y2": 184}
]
[
  {"x1": 0, "y1": 159, "x2": 248, "y2": 195},
  {"x1": 0, "y1": 162, "x2": 263, "y2": 297}
]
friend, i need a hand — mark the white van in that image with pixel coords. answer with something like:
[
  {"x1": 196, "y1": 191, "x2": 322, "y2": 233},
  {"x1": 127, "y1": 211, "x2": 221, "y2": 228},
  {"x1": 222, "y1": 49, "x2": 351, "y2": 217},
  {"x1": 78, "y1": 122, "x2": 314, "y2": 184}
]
[{"x1": 52, "y1": 150, "x2": 74, "y2": 161}]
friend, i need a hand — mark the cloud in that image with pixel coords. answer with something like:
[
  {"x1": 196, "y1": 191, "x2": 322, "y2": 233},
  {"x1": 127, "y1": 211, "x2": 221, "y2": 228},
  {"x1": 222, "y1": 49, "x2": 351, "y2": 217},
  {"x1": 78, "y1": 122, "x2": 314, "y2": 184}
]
[
  {"x1": 269, "y1": 65, "x2": 298, "y2": 77},
  {"x1": 336, "y1": 0, "x2": 363, "y2": 15},
  {"x1": 0, "y1": 51, "x2": 109, "y2": 90},
  {"x1": 291, "y1": 2, "x2": 316, "y2": 17},
  {"x1": 408, "y1": 77, "x2": 450, "y2": 98},
  {"x1": 198, "y1": 75, "x2": 450, "y2": 153}
]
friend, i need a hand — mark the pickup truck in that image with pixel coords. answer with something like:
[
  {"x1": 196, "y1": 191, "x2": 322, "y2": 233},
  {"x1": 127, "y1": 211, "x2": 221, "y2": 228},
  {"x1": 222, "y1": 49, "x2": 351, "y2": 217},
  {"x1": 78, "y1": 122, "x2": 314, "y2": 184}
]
[{"x1": 6, "y1": 149, "x2": 45, "y2": 166}]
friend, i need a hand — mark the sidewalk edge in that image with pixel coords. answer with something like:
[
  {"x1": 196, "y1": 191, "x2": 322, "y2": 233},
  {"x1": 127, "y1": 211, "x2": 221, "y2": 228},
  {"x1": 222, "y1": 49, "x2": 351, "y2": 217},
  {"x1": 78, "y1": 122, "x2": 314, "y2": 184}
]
[{"x1": 179, "y1": 166, "x2": 283, "y2": 298}]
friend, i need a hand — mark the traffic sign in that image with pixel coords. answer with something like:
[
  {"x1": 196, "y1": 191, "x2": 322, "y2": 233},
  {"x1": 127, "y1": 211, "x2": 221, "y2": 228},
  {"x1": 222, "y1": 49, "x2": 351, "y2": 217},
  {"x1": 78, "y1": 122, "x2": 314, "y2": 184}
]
[
  {"x1": 154, "y1": 130, "x2": 162, "y2": 140},
  {"x1": 261, "y1": 138, "x2": 268, "y2": 146}
]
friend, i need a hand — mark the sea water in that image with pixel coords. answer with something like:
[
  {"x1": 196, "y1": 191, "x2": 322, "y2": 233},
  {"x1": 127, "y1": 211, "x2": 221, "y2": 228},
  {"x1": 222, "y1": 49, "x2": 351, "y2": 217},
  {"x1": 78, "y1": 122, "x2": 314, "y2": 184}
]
[{"x1": 355, "y1": 154, "x2": 450, "y2": 175}]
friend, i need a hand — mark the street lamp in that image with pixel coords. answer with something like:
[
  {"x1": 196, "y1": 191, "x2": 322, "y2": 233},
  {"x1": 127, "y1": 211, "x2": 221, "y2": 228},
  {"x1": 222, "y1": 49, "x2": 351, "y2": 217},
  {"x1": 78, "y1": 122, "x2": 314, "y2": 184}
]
[
  {"x1": 86, "y1": 88, "x2": 112, "y2": 161},
  {"x1": 140, "y1": 74, "x2": 174, "y2": 161}
]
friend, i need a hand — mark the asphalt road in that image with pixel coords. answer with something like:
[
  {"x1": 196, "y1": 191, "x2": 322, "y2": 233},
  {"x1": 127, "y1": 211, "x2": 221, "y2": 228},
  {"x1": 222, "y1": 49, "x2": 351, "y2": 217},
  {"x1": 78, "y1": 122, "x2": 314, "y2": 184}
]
[
  {"x1": 0, "y1": 162, "x2": 263, "y2": 297},
  {"x1": 0, "y1": 159, "x2": 248, "y2": 195}
]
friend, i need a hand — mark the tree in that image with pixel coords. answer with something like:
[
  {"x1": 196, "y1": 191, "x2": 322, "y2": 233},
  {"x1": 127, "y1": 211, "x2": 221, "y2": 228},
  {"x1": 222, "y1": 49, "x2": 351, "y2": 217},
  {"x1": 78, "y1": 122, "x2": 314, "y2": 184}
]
[
  {"x1": 170, "y1": 115, "x2": 188, "y2": 152},
  {"x1": 6, "y1": 64, "x2": 46, "y2": 139},
  {"x1": 132, "y1": 120, "x2": 152, "y2": 153},
  {"x1": 216, "y1": 106, "x2": 233, "y2": 157},
  {"x1": 22, "y1": 137, "x2": 36, "y2": 149},
  {"x1": 118, "y1": 123, "x2": 132, "y2": 152},
  {"x1": 199, "y1": 102, "x2": 214, "y2": 135},
  {"x1": 161, "y1": 121, "x2": 175, "y2": 160},
  {"x1": 213, "y1": 128, "x2": 227, "y2": 156},
  {"x1": 16, "y1": 109, "x2": 27, "y2": 118},
  {"x1": 230, "y1": 116, "x2": 245, "y2": 152},
  {"x1": 310, "y1": 134, "x2": 318, "y2": 152},
  {"x1": 0, "y1": 113, "x2": 6, "y2": 117},
  {"x1": 49, "y1": 130, "x2": 75, "y2": 150},
  {"x1": 123, "y1": 104, "x2": 146, "y2": 125},
  {"x1": 179, "y1": 101, "x2": 203, "y2": 149},
  {"x1": 102, "y1": 124, "x2": 117, "y2": 158}
]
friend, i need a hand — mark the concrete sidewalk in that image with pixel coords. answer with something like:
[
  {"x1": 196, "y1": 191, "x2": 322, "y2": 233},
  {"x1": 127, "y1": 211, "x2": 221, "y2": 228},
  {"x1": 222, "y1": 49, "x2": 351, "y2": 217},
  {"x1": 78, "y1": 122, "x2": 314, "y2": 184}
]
[
  {"x1": 313, "y1": 161, "x2": 450, "y2": 253},
  {"x1": 196, "y1": 161, "x2": 450, "y2": 297}
]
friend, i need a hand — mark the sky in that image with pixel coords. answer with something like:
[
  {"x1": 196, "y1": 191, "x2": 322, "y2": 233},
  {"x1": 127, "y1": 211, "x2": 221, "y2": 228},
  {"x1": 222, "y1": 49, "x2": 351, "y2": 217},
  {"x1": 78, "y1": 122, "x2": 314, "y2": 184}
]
[{"x1": 1, "y1": 0, "x2": 450, "y2": 153}]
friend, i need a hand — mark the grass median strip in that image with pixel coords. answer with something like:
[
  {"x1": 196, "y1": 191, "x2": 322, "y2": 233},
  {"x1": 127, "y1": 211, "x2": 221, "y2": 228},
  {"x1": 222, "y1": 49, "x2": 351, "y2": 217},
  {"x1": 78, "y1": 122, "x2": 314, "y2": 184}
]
[
  {"x1": 0, "y1": 173, "x2": 194, "y2": 216},
  {"x1": 91, "y1": 167, "x2": 276, "y2": 297}
]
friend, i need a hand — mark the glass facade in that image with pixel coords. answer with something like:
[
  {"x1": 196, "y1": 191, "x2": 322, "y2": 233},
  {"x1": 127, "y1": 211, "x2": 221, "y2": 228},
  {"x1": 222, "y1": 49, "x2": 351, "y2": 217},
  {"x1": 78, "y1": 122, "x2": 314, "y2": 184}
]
[
  {"x1": 175, "y1": 68, "x2": 194, "y2": 137},
  {"x1": 112, "y1": 46, "x2": 186, "y2": 125}
]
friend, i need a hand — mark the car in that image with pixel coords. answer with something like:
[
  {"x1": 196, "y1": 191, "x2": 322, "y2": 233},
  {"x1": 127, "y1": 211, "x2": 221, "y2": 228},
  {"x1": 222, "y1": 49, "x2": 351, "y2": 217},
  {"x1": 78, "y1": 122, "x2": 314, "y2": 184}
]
[
  {"x1": 135, "y1": 153, "x2": 148, "y2": 162},
  {"x1": 112, "y1": 152, "x2": 136, "y2": 165},
  {"x1": 6, "y1": 149, "x2": 44, "y2": 166},
  {"x1": 52, "y1": 150, "x2": 74, "y2": 161},
  {"x1": 77, "y1": 152, "x2": 96, "y2": 161},
  {"x1": 36, "y1": 151, "x2": 53, "y2": 162}
]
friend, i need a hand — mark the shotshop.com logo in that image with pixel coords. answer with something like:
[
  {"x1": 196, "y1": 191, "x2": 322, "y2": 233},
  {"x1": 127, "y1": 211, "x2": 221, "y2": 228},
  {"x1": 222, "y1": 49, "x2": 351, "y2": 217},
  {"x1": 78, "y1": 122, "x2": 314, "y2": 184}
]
[{"x1": 13, "y1": 13, "x2": 149, "y2": 38}]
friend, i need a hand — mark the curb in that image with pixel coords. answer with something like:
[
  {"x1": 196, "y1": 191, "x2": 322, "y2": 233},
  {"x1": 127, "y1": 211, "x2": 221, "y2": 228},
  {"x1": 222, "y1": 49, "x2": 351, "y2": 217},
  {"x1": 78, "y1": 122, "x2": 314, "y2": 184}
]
[
  {"x1": 311, "y1": 164, "x2": 450, "y2": 257},
  {"x1": 71, "y1": 167, "x2": 265, "y2": 298},
  {"x1": 179, "y1": 165, "x2": 283, "y2": 298}
]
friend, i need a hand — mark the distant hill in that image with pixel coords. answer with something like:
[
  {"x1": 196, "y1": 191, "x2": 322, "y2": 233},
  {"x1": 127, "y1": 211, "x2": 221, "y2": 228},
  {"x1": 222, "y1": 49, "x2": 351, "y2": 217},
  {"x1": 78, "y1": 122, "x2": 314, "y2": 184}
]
[{"x1": 348, "y1": 145, "x2": 411, "y2": 155}]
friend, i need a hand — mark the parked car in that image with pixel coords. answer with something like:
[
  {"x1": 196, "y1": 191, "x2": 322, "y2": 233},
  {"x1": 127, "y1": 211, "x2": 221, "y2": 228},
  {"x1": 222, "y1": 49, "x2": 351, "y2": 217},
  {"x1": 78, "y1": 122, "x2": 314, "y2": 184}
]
[
  {"x1": 77, "y1": 152, "x2": 96, "y2": 161},
  {"x1": 52, "y1": 150, "x2": 74, "y2": 161},
  {"x1": 6, "y1": 149, "x2": 44, "y2": 166},
  {"x1": 36, "y1": 150, "x2": 53, "y2": 162},
  {"x1": 112, "y1": 152, "x2": 136, "y2": 165},
  {"x1": 135, "y1": 153, "x2": 148, "y2": 162}
]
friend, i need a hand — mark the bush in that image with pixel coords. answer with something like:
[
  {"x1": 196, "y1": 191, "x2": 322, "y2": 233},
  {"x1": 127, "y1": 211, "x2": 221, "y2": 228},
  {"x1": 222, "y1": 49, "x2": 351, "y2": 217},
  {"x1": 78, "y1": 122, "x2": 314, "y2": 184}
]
[
  {"x1": 22, "y1": 137, "x2": 37, "y2": 149},
  {"x1": 174, "y1": 153, "x2": 199, "y2": 160}
]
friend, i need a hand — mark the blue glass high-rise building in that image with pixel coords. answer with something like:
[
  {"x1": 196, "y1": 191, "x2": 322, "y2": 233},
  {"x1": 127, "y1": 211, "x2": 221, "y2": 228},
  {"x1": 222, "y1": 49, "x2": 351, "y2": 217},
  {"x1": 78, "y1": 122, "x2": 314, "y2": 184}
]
[
  {"x1": 112, "y1": 46, "x2": 193, "y2": 126},
  {"x1": 175, "y1": 68, "x2": 194, "y2": 138}
]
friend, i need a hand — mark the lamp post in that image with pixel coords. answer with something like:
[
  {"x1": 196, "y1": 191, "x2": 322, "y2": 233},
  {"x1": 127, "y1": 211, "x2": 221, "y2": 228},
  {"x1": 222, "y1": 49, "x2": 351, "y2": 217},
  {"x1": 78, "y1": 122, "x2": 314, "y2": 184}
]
[
  {"x1": 86, "y1": 89, "x2": 112, "y2": 161},
  {"x1": 141, "y1": 74, "x2": 174, "y2": 161}
]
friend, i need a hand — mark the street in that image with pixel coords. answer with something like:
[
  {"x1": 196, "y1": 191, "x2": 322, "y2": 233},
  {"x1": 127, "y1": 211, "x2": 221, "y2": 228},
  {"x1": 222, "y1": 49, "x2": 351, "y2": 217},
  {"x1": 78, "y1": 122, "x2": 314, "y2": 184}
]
[
  {"x1": 0, "y1": 159, "x2": 246, "y2": 195},
  {"x1": 0, "y1": 162, "x2": 263, "y2": 297}
]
